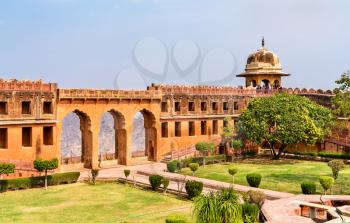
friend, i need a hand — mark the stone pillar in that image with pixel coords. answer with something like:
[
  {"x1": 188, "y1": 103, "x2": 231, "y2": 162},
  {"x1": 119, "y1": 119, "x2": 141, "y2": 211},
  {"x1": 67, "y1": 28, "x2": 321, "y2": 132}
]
[{"x1": 90, "y1": 121, "x2": 100, "y2": 170}]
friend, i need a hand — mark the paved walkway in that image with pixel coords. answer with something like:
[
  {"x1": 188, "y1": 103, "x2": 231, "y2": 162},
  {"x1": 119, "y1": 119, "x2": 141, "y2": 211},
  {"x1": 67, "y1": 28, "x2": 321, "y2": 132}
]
[{"x1": 79, "y1": 162, "x2": 292, "y2": 200}]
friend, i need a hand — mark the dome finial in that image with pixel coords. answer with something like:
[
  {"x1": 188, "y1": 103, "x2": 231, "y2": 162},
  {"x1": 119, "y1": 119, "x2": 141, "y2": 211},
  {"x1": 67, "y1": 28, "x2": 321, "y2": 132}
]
[{"x1": 262, "y1": 37, "x2": 265, "y2": 47}]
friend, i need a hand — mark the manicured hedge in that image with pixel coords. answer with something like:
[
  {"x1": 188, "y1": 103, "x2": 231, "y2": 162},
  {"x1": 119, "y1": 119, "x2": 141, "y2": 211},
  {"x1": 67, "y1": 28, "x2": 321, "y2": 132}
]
[
  {"x1": 185, "y1": 180, "x2": 203, "y2": 199},
  {"x1": 0, "y1": 172, "x2": 80, "y2": 192},
  {"x1": 318, "y1": 152, "x2": 350, "y2": 160},
  {"x1": 179, "y1": 155, "x2": 226, "y2": 167},
  {"x1": 246, "y1": 173, "x2": 262, "y2": 188},
  {"x1": 301, "y1": 182, "x2": 316, "y2": 194}
]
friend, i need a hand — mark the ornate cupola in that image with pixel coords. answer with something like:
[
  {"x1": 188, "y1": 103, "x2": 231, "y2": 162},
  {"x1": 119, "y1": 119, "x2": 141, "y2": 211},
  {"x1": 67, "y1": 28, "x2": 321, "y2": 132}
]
[{"x1": 237, "y1": 38, "x2": 290, "y2": 88}]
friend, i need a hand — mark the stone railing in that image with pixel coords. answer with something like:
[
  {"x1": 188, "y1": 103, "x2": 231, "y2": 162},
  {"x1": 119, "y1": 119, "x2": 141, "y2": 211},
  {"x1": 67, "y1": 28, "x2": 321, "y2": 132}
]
[
  {"x1": 0, "y1": 79, "x2": 57, "y2": 92},
  {"x1": 57, "y1": 88, "x2": 162, "y2": 100}
]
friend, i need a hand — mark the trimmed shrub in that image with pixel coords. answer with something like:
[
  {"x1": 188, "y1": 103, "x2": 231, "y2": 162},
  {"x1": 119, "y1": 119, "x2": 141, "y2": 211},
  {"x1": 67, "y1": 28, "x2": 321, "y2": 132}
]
[
  {"x1": 242, "y1": 203, "x2": 260, "y2": 223},
  {"x1": 328, "y1": 160, "x2": 346, "y2": 180},
  {"x1": 0, "y1": 163, "x2": 16, "y2": 176},
  {"x1": 185, "y1": 180, "x2": 203, "y2": 199},
  {"x1": 188, "y1": 163, "x2": 199, "y2": 176},
  {"x1": 319, "y1": 176, "x2": 334, "y2": 195},
  {"x1": 162, "y1": 178, "x2": 170, "y2": 193},
  {"x1": 124, "y1": 169, "x2": 131, "y2": 180},
  {"x1": 246, "y1": 173, "x2": 262, "y2": 188},
  {"x1": 301, "y1": 182, "x2": 316, "y2": 194},
  {"x1": 149, "y1": 175, "x2": 163, "y2": 191},
  {"x1": 228, "y1": 167, "x2": 238, "y2": 184},
  {"x1": 247, "y1": 190, "x2": 266, "y2": 208},
  {"x1": 165, "y1": 214, "x2": 187, "y2": 223},
  {"x1": 167, "y1": 161, "x2": 178, "y2": 173},
  {"x1": 318, "y1": 152, "x2": 350, "y2": 159},
  {"x1": 91, "y1": 169, "x2": 99, "y2": 185},
  {"x1": 0, "y1": 172, "x2": 80, "y2": 192},
  {"x1": 33, "y1": 158, "x2": 59, "y2": 189}
]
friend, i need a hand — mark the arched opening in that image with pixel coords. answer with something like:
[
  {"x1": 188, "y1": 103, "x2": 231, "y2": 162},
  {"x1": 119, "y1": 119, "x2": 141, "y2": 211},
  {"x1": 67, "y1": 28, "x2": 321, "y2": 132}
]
[
  {"x1": 131, "y1": 109, "x2": 157, "y2": 162},
  {"x1": 60, "y1": 110, "x2": 92, "y2": 168},
  {"x1": 99, "y1": 110, "x2": 127, "y2": 165},
  {"x1": 261, "y1": 79, "x2": 270, "y2": 89},
  {"x1": 250, "y1": 80, "x2": 257, "y2": 87},
  {"x1": 273, "y1": 80, "x2": 280, "y2": 89}
]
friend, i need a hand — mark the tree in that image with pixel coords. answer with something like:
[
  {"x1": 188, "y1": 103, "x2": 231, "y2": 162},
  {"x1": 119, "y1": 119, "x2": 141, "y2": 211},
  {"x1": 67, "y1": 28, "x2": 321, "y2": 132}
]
[
  {"x1": 319, "y1": 176, "x2": 334, "y2": 195},
  {"x1": 124, "y1": 169, "x2": 130, "y2": 181},
  {"x1": 195, "y1": 142, "x2": 215, "y2": 167},
  {"x1": 328, "y1": 160, "x2": 346, "y2": 180},
  {"x1": 33, "y1": 158, "x2": 58, "y2": 189},
  {"x1": 188, "y1": 163, "x2": 199, "y2": 176},
  {"x1": 231, "y1": 139, "x2": 243, "y2": 160},
  {"x1": 228, "y1": 167, "x2": 238, "y2": 185},
  {"x1": 237, "y1": 93, "x2": 335, "y2": 159},
  {"x1": 0, "y1": 163, "x2": 15, "y2": 179},
  {"x1": 91, "y1": 169, "x2": 99, "y2": 185},
  {"x1": 332, "y1": 71, "x2": 350, "y2": 118}
]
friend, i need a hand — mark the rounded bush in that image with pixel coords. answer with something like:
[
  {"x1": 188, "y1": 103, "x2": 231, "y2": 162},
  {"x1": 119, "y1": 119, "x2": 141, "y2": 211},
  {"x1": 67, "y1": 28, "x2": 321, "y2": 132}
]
[
  {"x1": 188, "y1": 163, "x2": 199, "y2": 173},
  {"x1": 124, "y1": 169, "x2": 130, "y2": 178},
  {"x1": 167, "y1": 161, "x2": 178, "y2": 173},
  {"x1": 185, "y1": 180, "x2": 203, "y2": 199},
  {"x1": 301, "y1": 182, "x2": 316, "y2": 194},
  {"x1": 228, "y1": 167, "x2": 238, "y2": 176},
  {"x1": 319, "y1": 176, "x2": 334, "y2": 194},
  {"x1": 162, "y1": 178, "x2": 170, "y2": 190},
  {"x1": 149, "y1": 175, "x2": 163, "y2": 191},
  {"x1": 246, "y1": 173, "x2": 262, "y2": 188},
  {"x1": 165, "y1": 214, "x2": 187, "y2": 223}
]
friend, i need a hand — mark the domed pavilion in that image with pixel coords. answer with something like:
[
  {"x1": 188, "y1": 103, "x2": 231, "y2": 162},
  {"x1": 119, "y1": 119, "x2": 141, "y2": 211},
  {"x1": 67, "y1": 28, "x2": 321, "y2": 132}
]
[{"x1": 237, "y1": 38, "x2": 290, "y2": 88}]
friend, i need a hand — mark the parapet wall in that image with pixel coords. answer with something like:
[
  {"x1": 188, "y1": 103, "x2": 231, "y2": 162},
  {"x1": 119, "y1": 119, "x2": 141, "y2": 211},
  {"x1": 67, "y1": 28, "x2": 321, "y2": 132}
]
[
  {"x1": 57, "y1": 88, "x2": 162, "y2": 100},
  {"x1": 0, "y1": 79, "x2": 57, "y2": 92}
]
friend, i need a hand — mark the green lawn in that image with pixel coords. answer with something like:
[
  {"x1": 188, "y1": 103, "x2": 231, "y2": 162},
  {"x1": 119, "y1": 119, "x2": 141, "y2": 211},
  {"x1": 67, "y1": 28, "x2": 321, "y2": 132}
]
[
  {"x1": 181, "y1": 158, "x2": 350, "y2": 194},
  {"x1": 0, "y1": 183, "x2": 192, "y2": 223}
]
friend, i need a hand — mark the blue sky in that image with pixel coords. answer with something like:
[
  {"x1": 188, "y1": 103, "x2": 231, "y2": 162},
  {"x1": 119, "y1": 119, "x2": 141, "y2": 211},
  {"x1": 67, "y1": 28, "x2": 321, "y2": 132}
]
[{"x1": 0, "y1": 0, "x2": 349, "y2": 90}]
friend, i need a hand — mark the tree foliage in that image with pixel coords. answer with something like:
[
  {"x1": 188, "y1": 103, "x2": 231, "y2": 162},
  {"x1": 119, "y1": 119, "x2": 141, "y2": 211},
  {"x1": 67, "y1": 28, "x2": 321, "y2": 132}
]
[
  {"x1": 237, "y1": 93, "x2": 335, "y2": 159},
  {"x1": 33, "y1": 158, "x2": 58, "y2": 189},
  {"x1": 195, "y1": 142, "x2": 215, "y2": 154},
  {"x1": 0, "y1": 163, "x2": 15, "y2": 176},
  {"x1": 328, "y1": 160, "x2": 346, "y2": 180},
  {"x1": 319, "y1": 176, "x2": 334, "y2": 195},
  {"x1": 332, "y1": 71, "x2": 350, "y2": 118}
]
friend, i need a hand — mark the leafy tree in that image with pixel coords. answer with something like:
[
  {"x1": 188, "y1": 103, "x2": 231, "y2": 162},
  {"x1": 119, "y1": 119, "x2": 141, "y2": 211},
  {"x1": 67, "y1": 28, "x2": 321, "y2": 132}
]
[
  {"x1": 319, "y1": 176, "x2": 334, "y2": 195},
  {"x1": 33, "y1": 158, "x2": 58, "y2": 189},
  {"x1": 162, "y1": 178, "x2": 170, "y2": 194},
  {"x1": 228, "y1": 167, "x2": 238, "y2": 185},
  {"x1": 237, "y1": 93, "x2": 334, "y2": 159},
  {"x1": 0, "y1": 163, "x2": 15, "y2": 178},
  {"x1": 328, "y1": 160, "x2": 346, "y2": 180},
  {"x1": 332, "y1": 71, "x2": 350, "y2": 118},
  {"x1": 195, "y1": 142, "x2": 215, "y2": 167},
  {"x1": 188, "y1": 163, "x2": 199, "y2": 176}
]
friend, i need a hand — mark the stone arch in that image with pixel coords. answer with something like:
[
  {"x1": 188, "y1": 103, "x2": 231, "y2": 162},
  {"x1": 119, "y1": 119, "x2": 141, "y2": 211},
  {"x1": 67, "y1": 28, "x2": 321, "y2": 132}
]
[
  {"x1": 60, "y1": 109, "x2": 93, "y2": 168},
  {"x1": 98, "y1": 109, "x2": 127, "y2": 165},
  {"x1": 261, "y1": 79, "x2": 270, "y2": 89},
  {"x1": 132, "y1": 109, "x2": 157, "y2": 162},
  {"x1": 250, "y1": 80, "x2": 257, "y2": 87}
]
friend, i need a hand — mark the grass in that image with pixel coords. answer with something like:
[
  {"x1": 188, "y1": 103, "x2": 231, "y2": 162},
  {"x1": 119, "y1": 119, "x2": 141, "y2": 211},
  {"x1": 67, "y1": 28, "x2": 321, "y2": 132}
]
[
  {"x1": 0, "y1": 182, "x2": 192, "y2": 223},
  {"x1": 181, "y1": 158, "x2": 350, "y2": 194}
]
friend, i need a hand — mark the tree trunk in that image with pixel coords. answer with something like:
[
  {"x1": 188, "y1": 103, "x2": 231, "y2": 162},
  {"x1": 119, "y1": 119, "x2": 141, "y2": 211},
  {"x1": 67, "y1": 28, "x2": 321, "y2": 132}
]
[{"x1": 273, "y1": 144, "x2": 286, "y2": 160}]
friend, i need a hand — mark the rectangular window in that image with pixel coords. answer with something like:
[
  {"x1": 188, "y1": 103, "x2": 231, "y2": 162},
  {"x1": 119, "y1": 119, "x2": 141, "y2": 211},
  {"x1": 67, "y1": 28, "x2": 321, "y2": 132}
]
[
  {"x1": 212, "y1": 120, "x2": 218, "y2": 135},
  {"x1": 234, "y1": 102, "x2": 239, "y2": 110},
  {"x1": 175, "y1": 122, "x2": 181, "y2": 137},
  {"x1": 161, "y1": 122, "x2": 168, "y2": 138},
  {"x1": 174, "y1": 102, "x2": 180, "y2": 112},
  {"x1": 0, "y1": 102, "x2": 7, "y2": 115},
  {"x1": 161, "y1": 102, "x2": 168, "y2": 112},
  {"x1": 43, "y1": 101, "x2": 52, "y2": 114},
  {"x1": 188, "y1": 121, "x2": 195, "y2": 136},
  {"x1": 201, "y1": 121, "x2": 207, "y2": 135},
  {"x1": 43, "y1": 126, "x2": 53, "y2": 145},
  {"x1": 201, "y1": 102, "x2": 207, "y2": 111},
  {"x1": 223, "y1": 102, "x2": 229, "y2": 111},
  {"x1": 188, "y1": 102, "x2": 195, "y2": 112},
  {"x1": 212, "y1": 102, "x2": 218, "y2": 111},
  {"x1": 22, "y1": 101, "x2": 31, "y2": 115},
  {"x1": 22, "y1": 127, "x2": 32, "y2": 147},
  {"x1": 0, "y1": 128, "x2": 8, "y2": 149}
]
